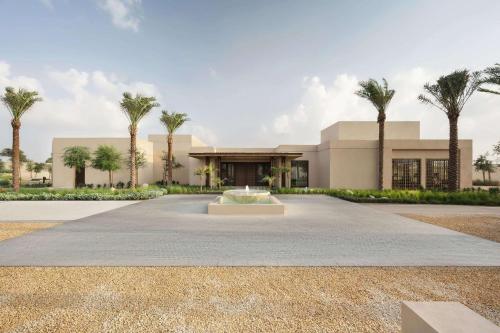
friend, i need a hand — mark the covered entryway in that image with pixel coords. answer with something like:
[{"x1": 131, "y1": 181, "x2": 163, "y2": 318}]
[
  {"x1": 221, "y1": 162, "x2": 270, "y2": 186},
  {"x1": 188, "y1": 151, "x2": 303, "y2": 188}
]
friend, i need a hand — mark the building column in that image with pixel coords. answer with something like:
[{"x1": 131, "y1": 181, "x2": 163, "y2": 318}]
[
  {"x1": 205, "y1": 157, "x2": 210, "y2": 188},
  {"x1": 285, "y1": 158, "x2": 292, "y2": 188}
]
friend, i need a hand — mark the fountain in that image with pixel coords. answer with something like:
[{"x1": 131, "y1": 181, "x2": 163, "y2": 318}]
[{"x1": 208, "y1": 185, "x2": 285, "y2": 215}]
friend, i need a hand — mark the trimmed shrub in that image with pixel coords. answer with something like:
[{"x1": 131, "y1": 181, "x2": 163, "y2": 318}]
[{"x1": 0, "y1": 187, "x2": 167, "y2": 201}]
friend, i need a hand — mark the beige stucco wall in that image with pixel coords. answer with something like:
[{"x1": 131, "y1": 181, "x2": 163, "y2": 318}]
[
  {"x1": 321, "y1": 121, "x2": 420, "y2": 142},
  {"x1": 50, "y1": 121, "x2": 474, "y2": 190},
  {"x1": 147, "y1": 134, "x2": 206, "y2": 185},
  {"x1": 384, "y1": 139, "x2": 473, "y2": 189},
  {"x1": 52, "y1": 138, "x2": 154, "y2": 188}
]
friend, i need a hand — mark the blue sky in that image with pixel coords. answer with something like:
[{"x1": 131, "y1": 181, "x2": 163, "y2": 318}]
[{"x1": 0, "y1": 0, "x2": 499, "y2": 162}]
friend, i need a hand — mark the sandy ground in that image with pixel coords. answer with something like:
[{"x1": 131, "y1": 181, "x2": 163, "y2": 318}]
[
  {"x1": 0, "y1": 267, "x2": 498, "y2": 332},
  {"x1": 0, "y1": 223, "x2": 60, "y2": 242},
  {"x1": 402, "y1": 214, "x2": 500, "y2": 243}
]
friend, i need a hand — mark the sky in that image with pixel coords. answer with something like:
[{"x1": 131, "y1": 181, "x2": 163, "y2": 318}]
[{"x1": 0, "y1": 0, "x2": 499, "y2": 162}]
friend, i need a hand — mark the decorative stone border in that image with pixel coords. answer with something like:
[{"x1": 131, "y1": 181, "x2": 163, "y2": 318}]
[{"x1": 208, "y1": 195, "x2": 285, "y2": 215}]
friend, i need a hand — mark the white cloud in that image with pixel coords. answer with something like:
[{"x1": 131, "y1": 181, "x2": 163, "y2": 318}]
[
  {"x1": 98, "y1": 0, "x2": 142, "y2": 32},
  {"x1": 0, "y1": 61, "x2": 44, "y2": 93},
  {"x1": 265, "y1": 68, "x2": 500, "y2": 157},
  {"x1": 180, "y1": 124, "x2": 218, "y2": 146},
  {"x1": 0, "y1": 61, "x2": 166, "y2": 161},
  {"x1": 209, "y1": 67, "x2": 218, "y2": 79},
  {"x1": 39, "y1": 0, "x2": 53, "y2": 9}
]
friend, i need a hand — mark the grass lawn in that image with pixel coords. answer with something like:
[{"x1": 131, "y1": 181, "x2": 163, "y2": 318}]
[{"x1": 0, "y1": 267, "x2": 498, "y2": 332}]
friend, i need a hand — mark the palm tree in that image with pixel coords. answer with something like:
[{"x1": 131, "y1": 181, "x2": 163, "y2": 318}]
[
  {"x1": 194, "y1": 163, "x2": 215, "y2": 190},
  {"x1": 355, "y1": 79, "x2": 395, "y2": 190},
  {"x1": 262, "y1": 175, "x2": 275, "y2": 190},
  {"x1": 127, "y1": 149, "x2": 147, "y2": 184},
  {"x1": 161, "y1": 153, "x2": 183, "y2": 184},
  {"x1": 159, "y1": 111, "x2": 190, "y2": 185},
  {"x1": 479, "y1": 63, "x2": 500, "y2": 95},
  {"x1": 194, "y1": 166, "x2": 209, "y2": 191},
  {"x1": 120, "y1": 92, "x2": 159, "y2": 188},
  {"x1": 474, "y1": 154, "x2": 489, "y2": 183},
  {"x1": 92, "y1": 145, "x2": 122, "y2": 187},
  {"x1": 62, "y1": 146, "x2": 91, "y2": 188},
  {"x1": 1, "y1": 87, "x2": 42, "y2": 191},
  {"x1": 418, "y1": 70, "x2": 482, "y2": 191}
]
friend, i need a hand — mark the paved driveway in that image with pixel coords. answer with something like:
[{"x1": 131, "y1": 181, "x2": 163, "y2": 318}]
[
  {"x1": 0, "y1": 195, "x2": 498, "y2": 266},
  {"x1": 0, "y1": 201, "x2": 138, "y2": 221}
]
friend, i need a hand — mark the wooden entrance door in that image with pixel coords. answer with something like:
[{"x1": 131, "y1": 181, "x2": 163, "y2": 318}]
[{"x1": 234, "y1": 163, "x2": 257, "y2": 186}]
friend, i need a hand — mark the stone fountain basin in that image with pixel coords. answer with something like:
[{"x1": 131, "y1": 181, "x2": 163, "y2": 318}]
[{"x1": 222, "y1": 189, "x2": 271, "y2": 204}]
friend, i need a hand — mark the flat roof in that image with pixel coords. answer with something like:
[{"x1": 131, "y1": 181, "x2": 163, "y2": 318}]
[{"x1": 189, "y1": 152, "x2": 303, "y2": 158}]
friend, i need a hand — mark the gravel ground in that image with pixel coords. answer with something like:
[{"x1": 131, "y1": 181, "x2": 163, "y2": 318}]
[
  {"x1": 0, "y1": 267, "x2": 498, "y2": 332},
  {"x1": 402, "y1": 214, "x2": 500, "y2": 242},
  {"x1": 0, "y1": 223, "x2": 60, "y2": 242}
]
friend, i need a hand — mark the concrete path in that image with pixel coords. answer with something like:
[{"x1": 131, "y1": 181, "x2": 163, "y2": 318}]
[
  {"x1": 363, "y1": 203, "x2": 500, "y2": 216},
  {"x1": 0, "y1": 195, "x2": 498, "y2": 266},
  {"x1": 0, "y1": 201, "x2": 139, "y2": 221}
]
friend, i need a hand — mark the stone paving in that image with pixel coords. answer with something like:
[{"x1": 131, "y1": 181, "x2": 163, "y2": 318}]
[
  {"x1": 0, "y1": 201, "x2": 138, "y2": 221},
  {"x1": 0, "y1": 195, "x2": 498, "y2": 266}
]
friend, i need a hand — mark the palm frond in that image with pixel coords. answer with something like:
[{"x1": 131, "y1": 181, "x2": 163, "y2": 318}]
[
  {"x1": 160, "y1": 110, "x2": 190, "y2": 134},
  {"x1": 1, "y1": 87, "x2": 42, "y2": 120}
]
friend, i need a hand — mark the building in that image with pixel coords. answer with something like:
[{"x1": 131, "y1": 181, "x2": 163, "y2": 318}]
[{"x1": 52, "y1": 121, "x2": 473, "y2": 190}]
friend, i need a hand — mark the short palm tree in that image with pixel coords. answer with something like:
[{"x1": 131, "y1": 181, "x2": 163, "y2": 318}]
[
  {"x1": 262, "y1": 175, "x2": 275, "y2": 190},
  {"x1": 62, "y1": 146, "x2": 91, "y2": 188},
  {"x1": 355, "y1": 79, "x2": 395, "y2": 190},
  {"x1": 120, "y1": 92, "x2": 159, "y2": 188},
  {"x1": 1, "y1": 87, "x2": 42, "y2": 191},
  {"x1": 159, "y1": 111, "x2": 190, "y2": 185},
  {"x1": 194, "y1": 166, "x2": 209, "y2": 191},
  {"x1": 418, "y1": 70, "x2": 482, "y2": 191},
  {"x1": 479, "y1": 63, "x2": 500, "y2": 95}
]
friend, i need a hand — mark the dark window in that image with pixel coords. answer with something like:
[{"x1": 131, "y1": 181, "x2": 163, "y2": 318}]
[
  {"x1": 220, "y1": 163, "x2": 235, "y2": 186},
  {"x1": 426, "y1": 159, "x2": 448, "y2": 190},
  {"x1": 392, "y1": 159, "x2": 421, "y2": 189},
  {"x1": 426, "y1": 158, "x2": 460, "y2": 190},
  {"x1": 291, "y1": 160, "x2": 309, "y2": 187}
]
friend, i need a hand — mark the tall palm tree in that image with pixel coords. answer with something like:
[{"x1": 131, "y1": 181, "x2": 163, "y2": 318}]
[
  {"x1": 1, "y1": 87, "x2": 42, "y2": 192},
  {"x1": 159, "y1": 111, "x2": 190, "y2": 185},
  {"x1": 418, "y1": 70, "x2": 482, "y2": 191},
  {"x1": 355, "y1": 79, "x2": 395, "y2": 190},
  {"x1": 479, "y1": 63, "x2": 500, "y2": 95},
  {"x1": 120, "y1": 92, "x2": 159, "y2": 188}
]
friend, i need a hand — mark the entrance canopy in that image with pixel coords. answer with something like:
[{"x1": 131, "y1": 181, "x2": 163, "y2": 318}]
[
  {"x1": 188, "y1": 150, "x2": 303, "y2": 187},
  {"x1": 188, "y1": 151, "x2": 303, "y2": 159}
]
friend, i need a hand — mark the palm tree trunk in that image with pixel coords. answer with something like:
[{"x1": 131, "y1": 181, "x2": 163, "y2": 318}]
[
  {"x1": 167, "y1": 134, "x2": 173, "y2": 186},
  {"x1": 129, "y1": 126, "x2": 137, "y2": 188},
  {"x1": 378, "y1": 115, "x2": 385, "y2": 190},
  {"x1": 109, "y1": 170, "x2": 112, "y2": 187},
  {"x1": 11, "y1": 120, "x2": 21, "y2": 192},
  {"x1": 448, "y1": 116, "x2": 459, "y2": 191}
]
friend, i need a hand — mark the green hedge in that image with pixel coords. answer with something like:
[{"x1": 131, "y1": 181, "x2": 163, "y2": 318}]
[
  {"x1": 0, "y1": 187, "x2": 167, "y2": 201},
  {"x1": 274, "y1": 187, "x2": 500, "y2": 206}
]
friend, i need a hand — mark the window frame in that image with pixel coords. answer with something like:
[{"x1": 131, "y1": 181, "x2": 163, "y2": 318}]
[
  {"x1": 291, "y1": 160, "x2": 309, "y2": 188},
  {"x1": 391, "y1": 159, "x2": 421, "y2": 190}
]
